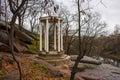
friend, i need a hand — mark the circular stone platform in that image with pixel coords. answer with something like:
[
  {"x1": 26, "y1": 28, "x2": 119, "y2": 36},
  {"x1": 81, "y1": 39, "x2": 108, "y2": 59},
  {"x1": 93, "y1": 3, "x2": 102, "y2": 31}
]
[{"x1": 37, "y1": 51, "x2": 70, "y2": 66}]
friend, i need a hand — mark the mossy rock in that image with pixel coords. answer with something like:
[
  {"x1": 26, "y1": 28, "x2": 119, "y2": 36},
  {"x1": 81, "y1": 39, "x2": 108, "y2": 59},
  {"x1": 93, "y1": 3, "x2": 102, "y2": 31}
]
[
  {"x1": 27, "y1": 39, "x2": 39, "y2": 53},
  {"x1": 84, "y1": 64, "x2": 97, "y2": 69}
]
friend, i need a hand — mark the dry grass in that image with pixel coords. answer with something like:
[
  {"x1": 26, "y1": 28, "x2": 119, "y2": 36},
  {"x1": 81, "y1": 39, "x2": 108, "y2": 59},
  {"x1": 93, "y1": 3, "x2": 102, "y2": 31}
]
[{"x1": 0, "y1": 53, "x2": 70, "y2": 80}]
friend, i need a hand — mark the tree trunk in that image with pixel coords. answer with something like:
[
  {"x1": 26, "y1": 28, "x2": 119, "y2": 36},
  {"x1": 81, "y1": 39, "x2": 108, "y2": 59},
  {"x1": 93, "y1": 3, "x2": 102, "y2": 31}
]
[
  {"x1": 66, "y1": 42, "x2": 71, "y2": 55},
  {"x1": 9, "y1": 15, "x2": 22, "y2": 80},
  {"x1": 70, "y1": 0, "x2": 82, "y2": 80},
  {"x1": 18, "y1": 15, "x2": 22, "y2": 31},
  {"x1": 0, "y1": 0, "x2": 1, "y2": 20}
]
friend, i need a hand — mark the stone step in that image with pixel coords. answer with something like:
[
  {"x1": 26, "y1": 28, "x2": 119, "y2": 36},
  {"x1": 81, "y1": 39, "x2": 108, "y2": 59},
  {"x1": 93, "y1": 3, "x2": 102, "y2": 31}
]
[{"x1": 38, "y1": 54, "x2": 68, "y2": 60}]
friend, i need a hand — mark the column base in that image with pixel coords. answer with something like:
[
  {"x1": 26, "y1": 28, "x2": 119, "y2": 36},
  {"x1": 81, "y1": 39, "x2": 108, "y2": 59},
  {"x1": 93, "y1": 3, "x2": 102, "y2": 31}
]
[{"x1": 37, "y1": 51, "x2": 70, "y2": 66}]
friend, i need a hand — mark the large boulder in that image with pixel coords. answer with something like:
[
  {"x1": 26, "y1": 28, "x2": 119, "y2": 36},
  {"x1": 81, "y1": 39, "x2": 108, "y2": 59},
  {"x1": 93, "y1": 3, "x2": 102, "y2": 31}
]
[
  {"x1": 34, "y1": 59, "x2": 63, "y2": 77},
  {"x1": 0, "y1": 20, "x2": 36, "y2": 52},
  {"x1": 13, "y1": 41, "x2": 24, "y2": 52},
  {"x1": 70, "y1": 55, "x2": 102, "y2": 65},
  {"x1": 0, "y1": 30, "x2": 9, "y2": 45},
  {"x1": 0, "y1": 30, "x2": 25, "y2": 52},
  {"x1": 15, "y1": 30, "x2": 33, "y2": 44},
  {"x1": 0, "y1": 42, "x2": 10, "y2": 52},
  {"x1": 0, "y1": 20, "x2": 10, "y2": 30},
  {"x1": 69, "y1": 62, "x2": 86, "y2": 72},
  {"x1": 21, "y1": 28, "x2": 37, "y2": 40}
]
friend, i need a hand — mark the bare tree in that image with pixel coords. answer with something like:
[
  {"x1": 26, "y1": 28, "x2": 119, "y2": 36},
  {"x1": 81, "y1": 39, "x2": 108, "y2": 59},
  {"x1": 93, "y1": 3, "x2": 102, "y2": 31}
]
[
  {"x1": 70, "y1": 0, "x2": 81, "y2": 79},
  {"x1": 18, "y1": 3, "x2": 28, "y2": 30},
  {"x1": 81, "y1": 13, "x2": 107, "y2": 57},
  {"x1": 29, "y1": 9, "x2": 39, "y2": 32},
  {"x1": 58, "y1": 4, "x2": 76, "y2": 55},
  {"x1": 0, "y1": 0, "x2": 1, "y2": 20},
  {"x1": 70, "y1": 0, "x2": 107, "y2": 79},
  {"x1": 114, "y1": 24, "x2": 120, "y2": 35},
  {"x1": 26, "y1": 0, "x2": 59, "y2": 32},
  {"x1": 8, "y1": 0, "x2": 28, "y2": 80},
  {"x1": 113, "y1": 25, "x2": 120, "y2": 55}
]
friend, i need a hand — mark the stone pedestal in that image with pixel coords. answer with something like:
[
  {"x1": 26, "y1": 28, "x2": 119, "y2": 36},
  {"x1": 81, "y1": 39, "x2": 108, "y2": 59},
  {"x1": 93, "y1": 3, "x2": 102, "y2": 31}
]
[{"x1": 38, "y1": 51, "x2": 70, "y2": 66}]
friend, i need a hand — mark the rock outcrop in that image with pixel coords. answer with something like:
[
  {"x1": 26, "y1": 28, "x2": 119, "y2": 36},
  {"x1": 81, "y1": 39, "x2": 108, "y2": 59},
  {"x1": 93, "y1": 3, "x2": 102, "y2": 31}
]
[{"x1": 0, "y1": 20, "x2": 36, "y2": 53}]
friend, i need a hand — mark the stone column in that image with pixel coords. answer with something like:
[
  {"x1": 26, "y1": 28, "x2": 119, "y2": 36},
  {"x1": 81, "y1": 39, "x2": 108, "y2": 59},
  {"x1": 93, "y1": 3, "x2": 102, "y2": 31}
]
[
  {"x1": 60, "y1": 22, "x2": 63, "y2": 51},
  {"x1": 46, "y1": 18, "x2": 49, "y2": 52},
  {"x1": 58, "y1": 18, "x2": 61, "y2": 52},
  {"x1": 44, "y1": 24, "x2": 46, "y2": 51},
  {"x1": 54, "y1": 24, "x2": 56, "y2": 50},
  {"x1": 39, "y1": 21, "x2": 42, "y2": 51}
]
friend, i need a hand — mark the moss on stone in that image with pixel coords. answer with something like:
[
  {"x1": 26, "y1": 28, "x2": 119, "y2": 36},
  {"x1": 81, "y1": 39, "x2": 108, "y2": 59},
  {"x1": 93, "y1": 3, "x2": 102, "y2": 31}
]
[{"x1": 84, "y1": 64, "x2": 97, "y2": 69}]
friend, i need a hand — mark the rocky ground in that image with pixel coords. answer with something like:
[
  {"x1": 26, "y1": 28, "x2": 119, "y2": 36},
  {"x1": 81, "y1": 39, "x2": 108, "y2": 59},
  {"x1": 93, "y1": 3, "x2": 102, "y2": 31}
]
[
  {"x1": 58, "y1": 56, "x2": 120, "y2": 80},
  {"x1": 57, "y1": 62, "x2": 120, "y2": 80},
  {"x1": 0, "y1": 52, "x2": 68, "y2": 80},
  {"x1": 0, "y1": 52, "x2": 120, "y2": 80},
  {"x1": 76, "y1": 63, "x2": 120, "y2": 80}
]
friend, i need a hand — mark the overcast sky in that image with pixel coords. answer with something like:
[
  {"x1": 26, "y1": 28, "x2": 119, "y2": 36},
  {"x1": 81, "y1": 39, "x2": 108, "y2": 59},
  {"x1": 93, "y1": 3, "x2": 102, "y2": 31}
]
[{"x1": 57, "y1": 0, "x2": 120, "y2": 34}]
